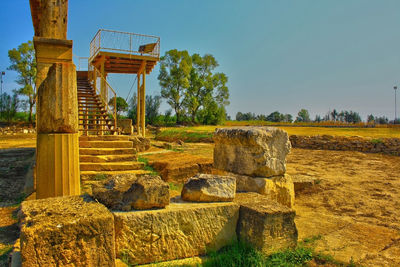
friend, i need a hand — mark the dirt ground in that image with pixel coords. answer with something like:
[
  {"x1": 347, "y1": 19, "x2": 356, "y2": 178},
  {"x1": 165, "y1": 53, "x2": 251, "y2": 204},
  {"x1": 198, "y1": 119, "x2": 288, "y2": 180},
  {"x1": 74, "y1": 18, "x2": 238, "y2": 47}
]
[{"x1": 149, "y1": 142, "x2": 400, "y2": 266}]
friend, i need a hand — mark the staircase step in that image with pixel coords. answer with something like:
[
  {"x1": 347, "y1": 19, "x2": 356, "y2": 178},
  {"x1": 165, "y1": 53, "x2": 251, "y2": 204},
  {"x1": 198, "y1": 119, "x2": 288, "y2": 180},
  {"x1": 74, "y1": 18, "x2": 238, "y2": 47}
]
[
  {"x1": 79, "y1": 148, "x2": 136, "y2": 155},
  {"x1": 80, "y1": 135, "x2": 131, "y2": 141},
  {"x1": 79, "y1": 141, "x2": 133, "y2": 148},
  {"x1": 80, "y1": 170, "x2": 152, "y2": 180},
  {"x1": 80, "y1": 162, "x2": 144, "y2": 171},
  {"x1": 80, "y1": 154, "x2": 136, "y2": 163},
  {"x1": 78, "y1": 118, "x2": 113, "y2": 121}
]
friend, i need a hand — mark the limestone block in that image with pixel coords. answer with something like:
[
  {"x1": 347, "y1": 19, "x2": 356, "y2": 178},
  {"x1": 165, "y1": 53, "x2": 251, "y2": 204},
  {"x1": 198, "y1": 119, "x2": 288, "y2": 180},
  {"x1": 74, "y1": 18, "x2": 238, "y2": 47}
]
[
  {"x1": 291, "y1": 175, "x2": 317, "y2": 193},
  {"x1": 213, "y1": 127, "x2": 291, "y2": 177},
  {"x1": 30, "y1": 0, "x2": 68, "y2": 39},
  {"x1": 181, "y1": 174, "x2": 236, "y2": 202},
  {"x1": 117, "y1": 119, "x2": 133, "y2": 135},
  {"x1": 233, "y1": 173, "x2": 295, "y2": 208},
  {"x1": 113, "y1": 201, "x2": 239, "y2": 265},
  {"x1": 235, "y1": 193, "x2": 298, "y2": 255},
  {"x1": 19, "y1": 195, "x2": 115, "y2": 266},
  {"x1": 36, "y1": 133, "x2": 80, "y2": 199},
  {"x1": 92, "y1": 174, "x2": 169, "y2": 210},
  {"x1": 36, "y1": 62, "x2": 78, "y2": 134},
  {"x1": 34, "y1": 37, "x2": 73, "y2": 89}
]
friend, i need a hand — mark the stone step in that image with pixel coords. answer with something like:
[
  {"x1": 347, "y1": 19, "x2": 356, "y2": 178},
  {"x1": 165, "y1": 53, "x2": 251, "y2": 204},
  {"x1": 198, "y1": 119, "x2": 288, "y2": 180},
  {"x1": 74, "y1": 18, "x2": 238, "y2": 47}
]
[
  {"x1": 80, "y1": 162, "x2": 144, "y2": 171},
  {"x1": 79, "y1": 141, "x2": 133, "y2": 148},
  {"x1": 79, "y1": 148, "x2": 136, "y2": 155},
  {"x1": 79, "y1": 154, "x2": 137, "y2": 163},
  {"x1": 80, "y1": 135, "x2": 131, "y2": 141},
  {"x1": 80, "y1": 170, "x2": 151, "y2": 180}
]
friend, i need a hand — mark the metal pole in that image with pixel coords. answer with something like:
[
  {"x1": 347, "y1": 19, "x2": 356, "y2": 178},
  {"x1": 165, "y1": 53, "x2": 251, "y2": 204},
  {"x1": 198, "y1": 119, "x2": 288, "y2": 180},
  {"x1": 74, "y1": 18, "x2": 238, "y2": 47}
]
[
  {"x1": 395, "y1": 86, "x2": 398, "y2": 124},
  {"x1": 0, "y1": 72, "x2": 4, "y2": 114}
]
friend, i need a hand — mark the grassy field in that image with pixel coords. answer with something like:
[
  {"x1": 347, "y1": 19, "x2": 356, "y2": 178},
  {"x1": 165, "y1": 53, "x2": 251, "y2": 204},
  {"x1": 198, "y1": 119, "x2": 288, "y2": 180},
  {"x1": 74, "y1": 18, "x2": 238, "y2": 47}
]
[{"x1": 155, "y1": 124, "x2": 400, "y2": 143}]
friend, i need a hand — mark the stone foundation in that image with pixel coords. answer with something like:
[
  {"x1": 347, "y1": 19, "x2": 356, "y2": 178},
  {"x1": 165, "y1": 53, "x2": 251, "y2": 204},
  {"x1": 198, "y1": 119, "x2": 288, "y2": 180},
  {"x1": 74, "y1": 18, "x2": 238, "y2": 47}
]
[
  {"x1": 290, "y1": 135, "x2": 400, "y2": 156},
  {"x1": 113, "y1": 201, "x2": 239, "y2": 265},
  {"x1": 19, "y1": 195, "x2": 115, "y2": 267}
]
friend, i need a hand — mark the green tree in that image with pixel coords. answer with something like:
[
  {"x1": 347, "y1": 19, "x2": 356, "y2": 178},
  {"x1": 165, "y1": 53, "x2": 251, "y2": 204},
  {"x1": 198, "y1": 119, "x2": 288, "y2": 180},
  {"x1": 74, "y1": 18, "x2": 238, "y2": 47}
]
[
  {"x1": 295, "y1": 109, "x2": 311, "y2": 122},
  {"x1": 127, "y1": 93, "x2": 137, "y2": 124},
  {"x1": 0, "y1": 92, "x2": 20, "y2": 123},
  {"x1": 109, "y1": 96, "x2": 128, "y2": 117},
  {"x1": 158, "y1": 49, "x2": 192, "y2": 124},
  {"x1": 145, "y1": 94, "x2": 162, "y2": 125},
  {"x1": 185, "y1": 54, "x2": 229, "y2": 123},
  {"x1": 8, "y1": 41, "x2": 36, "y2": 123}
]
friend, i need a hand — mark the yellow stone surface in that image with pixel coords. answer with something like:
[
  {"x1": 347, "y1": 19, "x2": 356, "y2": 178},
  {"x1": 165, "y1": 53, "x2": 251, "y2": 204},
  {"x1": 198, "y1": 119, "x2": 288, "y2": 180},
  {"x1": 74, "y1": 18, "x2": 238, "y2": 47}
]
[
  {"x1": 113, "y1": 201, "x2": 239, "y2": 265},
  {"x1": 34, "y1": 37, "x2": 73, "y2": 89},
  {"x1": 30, "y1": 0, "x2": 68, "y2": 39},
  {"x1": 235, "y1": 193, "x2": 298, "y2": 255},
  {"x1": 36, "y1": 133, "x2": 80, "y2": 199},
  {"x1": 20, "y1": 195, "x2": 115, "y2": 267},
  {"x1": 233, "y1": 173, "x2": 295, "y2": 208},
  {"x1": 36, "y1": 62, "x2": 78, "y2": 134}
]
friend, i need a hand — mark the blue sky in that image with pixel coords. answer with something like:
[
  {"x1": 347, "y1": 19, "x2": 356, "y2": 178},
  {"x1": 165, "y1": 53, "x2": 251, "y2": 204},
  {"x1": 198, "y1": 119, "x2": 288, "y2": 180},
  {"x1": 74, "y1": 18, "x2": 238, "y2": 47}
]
[{"x1": 0, "y1": 0, "x2": 399, "y2": 120}]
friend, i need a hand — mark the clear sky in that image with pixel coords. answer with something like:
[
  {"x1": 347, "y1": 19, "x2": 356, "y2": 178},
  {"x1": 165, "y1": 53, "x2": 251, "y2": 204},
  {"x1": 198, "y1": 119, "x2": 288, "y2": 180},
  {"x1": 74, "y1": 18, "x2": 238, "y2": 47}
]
[{"x1": 0, "y1": 0, "x2": 399, "y2": 120}]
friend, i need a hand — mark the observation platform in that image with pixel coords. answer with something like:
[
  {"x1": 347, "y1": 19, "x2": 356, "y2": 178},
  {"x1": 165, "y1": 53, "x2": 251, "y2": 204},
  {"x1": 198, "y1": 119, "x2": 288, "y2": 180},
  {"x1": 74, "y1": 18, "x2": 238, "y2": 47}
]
[{"x1": 89, "y1": 29, "x2": 160, "y2": 75}]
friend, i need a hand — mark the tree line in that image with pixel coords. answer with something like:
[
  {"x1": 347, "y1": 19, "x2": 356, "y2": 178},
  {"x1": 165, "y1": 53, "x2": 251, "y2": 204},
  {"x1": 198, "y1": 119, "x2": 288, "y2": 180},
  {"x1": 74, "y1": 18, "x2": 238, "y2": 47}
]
[
  {"x1": 3, "y1": 41, "x2": 399, "y2": 126},
  {"x1": 236, "y1": 108, "x2": 398, "y2": 124}
]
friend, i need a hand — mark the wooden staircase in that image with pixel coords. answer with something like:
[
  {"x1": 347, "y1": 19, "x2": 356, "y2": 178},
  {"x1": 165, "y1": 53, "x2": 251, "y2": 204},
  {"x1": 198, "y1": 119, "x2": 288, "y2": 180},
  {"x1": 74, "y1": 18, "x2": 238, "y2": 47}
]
[{"x1": 77, "y1": 75, "x2": 117, "y2": 135}]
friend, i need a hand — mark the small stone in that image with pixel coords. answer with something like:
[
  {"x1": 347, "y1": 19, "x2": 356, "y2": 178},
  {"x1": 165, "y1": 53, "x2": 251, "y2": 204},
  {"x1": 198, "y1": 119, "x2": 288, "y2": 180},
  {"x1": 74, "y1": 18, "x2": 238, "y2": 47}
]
[
  {"x1": 181, "y1": 174, "x2": 236, "y2": 202},
  {"x1": 291, "y1": 175, "x2": 317, "y2": 193},
  {"x1": 92, "y1": 174, "x2": 169, "y2": 210},
  {"x1": 213, "y1": 127, "x2": 291, "y2": 177}
]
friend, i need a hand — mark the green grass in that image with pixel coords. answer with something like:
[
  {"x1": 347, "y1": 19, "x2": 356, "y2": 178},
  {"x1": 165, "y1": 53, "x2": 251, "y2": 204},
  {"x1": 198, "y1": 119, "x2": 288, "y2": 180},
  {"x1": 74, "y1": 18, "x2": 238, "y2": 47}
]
[
  {"x1": 92, "y1": 173, "x2": 107, "y2": 181},
  {"x1": 138, "y1": 156, "x2": 159, "y2": 176},
  {"x1": 0, "y1": 245, "x2": 13, "y2": 265},
  {"x1": 155, "y1": 123, "x2": 400, "y2": 143},
  {"x1": 203, "y1": 241, "x2": 313, "y2": 267},
  {"x1": 202, "y1": 240, "x2": 360, "y2": 267},
  {"x1": 168, "y1": 182, "x2": 183, "y2": 191}
]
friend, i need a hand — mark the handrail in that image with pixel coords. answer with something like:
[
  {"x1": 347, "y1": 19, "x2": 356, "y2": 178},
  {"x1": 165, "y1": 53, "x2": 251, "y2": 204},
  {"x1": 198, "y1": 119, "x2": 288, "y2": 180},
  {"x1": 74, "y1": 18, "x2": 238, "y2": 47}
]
[
  {"x1": 89, "y1": 29, "x2": 160, "y2": 61},
  {"x1": 90, "y1": 67, "x2": 117, "y2": 130}
]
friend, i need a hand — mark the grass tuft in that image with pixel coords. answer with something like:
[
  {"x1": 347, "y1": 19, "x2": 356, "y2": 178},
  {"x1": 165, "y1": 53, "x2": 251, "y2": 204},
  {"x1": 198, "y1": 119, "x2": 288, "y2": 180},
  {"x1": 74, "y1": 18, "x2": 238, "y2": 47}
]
[{"x1": 138, "y1": 156, "x2": 159, "y2": 176}]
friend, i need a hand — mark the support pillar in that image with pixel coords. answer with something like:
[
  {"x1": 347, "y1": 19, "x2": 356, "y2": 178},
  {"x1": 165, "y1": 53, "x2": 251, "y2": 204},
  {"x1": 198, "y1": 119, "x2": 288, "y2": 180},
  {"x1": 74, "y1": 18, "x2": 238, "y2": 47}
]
[
  {"x1": 141, "y1": 69, "x2": 146, "y2": 137},
  {"x1": 136, "y1": 74, "x2": 141, "y2": 135},
  {"x1": 30, "y1": 0, "x2": 80, "y2": 199}
]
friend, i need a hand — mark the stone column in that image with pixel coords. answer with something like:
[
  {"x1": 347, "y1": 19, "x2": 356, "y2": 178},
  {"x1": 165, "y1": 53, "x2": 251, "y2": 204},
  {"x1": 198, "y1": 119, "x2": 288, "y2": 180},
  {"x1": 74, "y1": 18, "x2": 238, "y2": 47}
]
[{"x1": 30, "y1": 0, "x2": 80, "y2": 199}]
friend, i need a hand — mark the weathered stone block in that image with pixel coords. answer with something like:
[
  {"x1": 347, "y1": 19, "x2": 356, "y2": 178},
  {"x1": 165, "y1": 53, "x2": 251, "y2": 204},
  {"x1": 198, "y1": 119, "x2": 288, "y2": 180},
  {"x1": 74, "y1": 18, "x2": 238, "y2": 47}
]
[
  {"x1": 181, "y1": 174, "x2": 236, "y2": 202},
  {"x1": 36, "y1": 133, "x2": 80, "y2": 199},
  {"x1": 233, "y1": 173, "x2": 295, "y2": 208},
  {"x1": 36, "y1": 62, "x2": 78, "y2": 134},
  {"x1": 114, "y1": 201, "x2": 239, "y2": 265},
  {"x1": 235, "y1": 193, "x2": 298, "y2": 255},
  {"x1": 19, "y1": 195, "x2": 115, "y2": 266},
  {"x1": 213, "y1": 127, "x2": 291, "y2": 177},
  {"x1": 117, "y1": 119, "x2": 133, "y2": 135},
  {"x1": 92, "y1": 174, "x2": 169, "y2": 210}
]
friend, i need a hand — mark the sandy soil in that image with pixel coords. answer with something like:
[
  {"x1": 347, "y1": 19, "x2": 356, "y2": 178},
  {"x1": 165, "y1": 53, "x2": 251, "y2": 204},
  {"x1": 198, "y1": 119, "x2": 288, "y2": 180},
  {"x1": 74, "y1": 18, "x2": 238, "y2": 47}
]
[
  {"x1": 154, "y1": 143, "x2": 400, "y2": 266},
  {"x1": 288, "y1": 149, "x2": 400, "y2": 266}
]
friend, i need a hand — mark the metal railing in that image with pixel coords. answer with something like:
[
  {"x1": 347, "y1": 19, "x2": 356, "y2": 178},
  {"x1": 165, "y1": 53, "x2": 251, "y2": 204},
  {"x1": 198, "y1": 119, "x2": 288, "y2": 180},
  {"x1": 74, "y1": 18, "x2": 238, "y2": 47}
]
[
  {"x1": 89, "y1": 29, "x2": 160, "y2": 61},
  {"x1": 72, "y1": 55, "x2": 89, "y2": 71},
  {"x1": 89, "y1": 65, "x2": 117, "y2": 130}
]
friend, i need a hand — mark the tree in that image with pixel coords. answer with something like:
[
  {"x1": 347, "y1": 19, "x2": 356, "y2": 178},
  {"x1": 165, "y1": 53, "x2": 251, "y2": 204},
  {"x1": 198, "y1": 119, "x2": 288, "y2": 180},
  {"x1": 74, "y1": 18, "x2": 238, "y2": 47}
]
[
  {"x1": 158, "y1": 49, "x2": 192, "y2": 124},
  {"x1": 367, "y1": 114, "x2": 375, "y2": 123},
  {"x1": 127, "y1": 93, "x2": 137, "y2": 124},
  {"x1": 109, "y1": 96, "x2": 128, "y2": 117},
  {"x1": 145, "y1": 94, "x2": 162, "y2": 125},
  {"x1": 295, "y1": 109, "x2": 311, "y2": 122},
  {"x1": 330, "y1": 109, "x2": 338, "y2": 121},
  {"x1": 0, "y1": 92, "x2": 20, "y2": 123},
  {"x1": 314, "y1": 115, "x2": 322, "y2": 122},
  {"x1": 8, "y1": 41, "x2": 36, "y2": 123},
  {"x1": 185, "y1": 54, "x2": 229, "y2": 123},
  {"x1": 266, "y1": 111, "x2": 284, "y2": 122}
]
